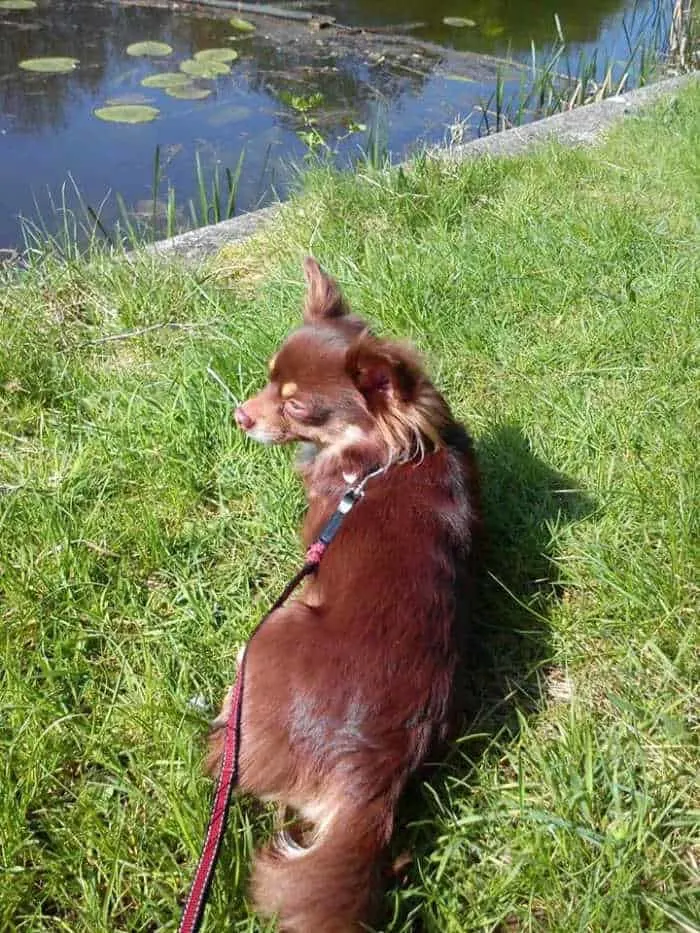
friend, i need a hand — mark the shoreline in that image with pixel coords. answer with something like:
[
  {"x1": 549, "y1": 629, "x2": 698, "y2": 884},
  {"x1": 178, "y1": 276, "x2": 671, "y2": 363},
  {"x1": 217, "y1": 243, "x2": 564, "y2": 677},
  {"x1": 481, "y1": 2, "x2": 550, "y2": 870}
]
[{"x1": 146, "y1": 73, "x2": 697, "y2": 265}]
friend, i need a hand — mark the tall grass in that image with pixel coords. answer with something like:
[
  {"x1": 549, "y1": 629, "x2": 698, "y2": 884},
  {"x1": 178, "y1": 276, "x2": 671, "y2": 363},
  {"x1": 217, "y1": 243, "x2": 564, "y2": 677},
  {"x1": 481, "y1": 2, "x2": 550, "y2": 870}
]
[
  {"x1": 476, "y1": 0, "x2": 694, "y2": 135},
  {"x1": 19, "y1": 176, "x2": 113, "y2": 264},
  {"x1": 669, "y1": 0, "x2": 698, "y2": 70},
  {"x1": 121, "y1": 146, "x2": 246, "y2": 246},
  {"x1": 19, "y1": 147, "x2": 246, "y2": 259}
]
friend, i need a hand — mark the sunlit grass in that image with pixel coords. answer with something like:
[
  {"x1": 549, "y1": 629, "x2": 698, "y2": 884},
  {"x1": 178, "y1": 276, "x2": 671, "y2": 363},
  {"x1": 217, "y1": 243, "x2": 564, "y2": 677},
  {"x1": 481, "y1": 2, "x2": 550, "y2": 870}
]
[{"x1": 1, "y1": 84, "x2": 698, "y2": 931}]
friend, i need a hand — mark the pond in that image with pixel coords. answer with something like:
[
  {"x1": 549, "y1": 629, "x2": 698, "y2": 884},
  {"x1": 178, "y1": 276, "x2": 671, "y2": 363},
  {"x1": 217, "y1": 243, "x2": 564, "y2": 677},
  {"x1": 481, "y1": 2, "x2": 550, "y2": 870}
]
[{"x1": 0, "y1": 0, "x2": 665, "y2": 250}]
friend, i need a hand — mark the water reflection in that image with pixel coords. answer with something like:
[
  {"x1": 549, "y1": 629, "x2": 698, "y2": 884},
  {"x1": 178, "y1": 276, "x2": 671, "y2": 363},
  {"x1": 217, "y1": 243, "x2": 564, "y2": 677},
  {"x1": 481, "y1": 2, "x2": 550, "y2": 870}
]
[
  {"x1": 241, "y1": 34, "x2": 441, "y2": 137},
  {"x1": 0, "y1": 1, "x2": 440, "y2": 139},
  {"x1": 318, "y1": 0, "x2": 627, "y2": 48},
  {"x1": 1, "y1": 2, "x2": 231, "y2": 132}
]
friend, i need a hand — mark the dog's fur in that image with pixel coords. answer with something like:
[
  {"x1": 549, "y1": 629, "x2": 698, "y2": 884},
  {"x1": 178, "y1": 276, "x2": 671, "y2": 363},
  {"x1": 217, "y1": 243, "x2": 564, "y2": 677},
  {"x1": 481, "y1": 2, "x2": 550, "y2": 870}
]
[{"x1": 207, "y1": 258, "x2": 481, "y2": 932}]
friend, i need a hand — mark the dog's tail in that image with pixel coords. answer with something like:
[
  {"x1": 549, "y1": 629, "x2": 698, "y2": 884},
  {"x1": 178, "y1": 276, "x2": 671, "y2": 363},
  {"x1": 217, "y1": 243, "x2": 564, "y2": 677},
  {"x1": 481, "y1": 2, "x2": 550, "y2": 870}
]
[{"x1": 252, "y1": 797, "x2": 391, "y2": 933}]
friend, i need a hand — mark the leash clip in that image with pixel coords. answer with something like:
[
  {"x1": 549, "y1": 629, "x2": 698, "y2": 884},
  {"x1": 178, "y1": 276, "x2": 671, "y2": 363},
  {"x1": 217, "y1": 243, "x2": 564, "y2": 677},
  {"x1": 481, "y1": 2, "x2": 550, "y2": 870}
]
[
  {"x1": 351, "y1": 463, "x2": 387, "y2": 498},
  {"x1": 317, "y1": 464, "x2": 387, "y2": 548}
]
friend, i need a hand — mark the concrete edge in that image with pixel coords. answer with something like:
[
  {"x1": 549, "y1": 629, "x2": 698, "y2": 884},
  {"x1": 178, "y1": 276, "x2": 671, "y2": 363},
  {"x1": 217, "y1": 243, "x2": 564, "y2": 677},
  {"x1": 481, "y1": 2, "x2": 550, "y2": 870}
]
[
  {"x1": 146, "y1": 202, "x2": 282, "y2": 265},
  {"x1": 145, "y1": 73, "x2": 697, "y2": 266},
  {"x1": 433, "y1": 73, "x2": 696, "y2": 162}
]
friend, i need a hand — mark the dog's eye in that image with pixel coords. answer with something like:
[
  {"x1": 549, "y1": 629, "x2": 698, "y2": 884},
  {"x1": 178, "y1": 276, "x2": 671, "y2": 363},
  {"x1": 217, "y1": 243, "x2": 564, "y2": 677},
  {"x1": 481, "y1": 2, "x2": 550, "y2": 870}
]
[{"x1": 284, "y1": 398, "x2": 307, "y2": 419}]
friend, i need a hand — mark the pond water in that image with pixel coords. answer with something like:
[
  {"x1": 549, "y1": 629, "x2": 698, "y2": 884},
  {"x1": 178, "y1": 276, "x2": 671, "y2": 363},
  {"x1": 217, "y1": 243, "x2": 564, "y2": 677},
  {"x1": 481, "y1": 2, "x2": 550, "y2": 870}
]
[{"x1": 0, "y1": 0, "x2": 664, "y2": 250}]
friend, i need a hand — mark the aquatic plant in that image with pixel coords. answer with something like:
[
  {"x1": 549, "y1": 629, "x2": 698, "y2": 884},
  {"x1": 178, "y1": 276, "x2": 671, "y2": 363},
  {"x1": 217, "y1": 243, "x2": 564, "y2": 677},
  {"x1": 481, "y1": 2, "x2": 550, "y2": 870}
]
[
  {"x1": 19, "y1": 57, "x2": 78, "y2": 73},
  {"x1": 0, "y1": 0, "x2": 37, "y2": 9},
  {"x1": 116, "y1": 145, "x2": 246, "y2": 244},
  {"x1": 94, "y1": 104, "x2": 160, "y2": 124},
  {"x1": 442, "y1": 17, "x2": 476, "y2": 28},
  {"x1": 229, "y1": 16, "x2": 255, "y2": 32},
  {"x1": 668, "y1": 0, "x2": 697, "y2": 71},
  {"x1": 473, "y1": 1, "x2": 691, "y2": 136},
  {"x1": 141, "y1": 73, "x2": 192, "y2": 89},
  {"x1": 180, "y1": 58, "x2": 231, "y2": 78},
  {"x1": 126, "y1": 41, "x2": 172, "y2": 57},
  {"x1": 278, "y1": 91, "x2": 330, "y2": 154},
  {"x1": 165, "y1": 86, "x2": 212, "y2": 100},
  {"x1": 189, "y1": 149, "x2": 246, "y2": 226},
  {"x1": 194, "y1": 48, "x2": 239, "y2": 64}
]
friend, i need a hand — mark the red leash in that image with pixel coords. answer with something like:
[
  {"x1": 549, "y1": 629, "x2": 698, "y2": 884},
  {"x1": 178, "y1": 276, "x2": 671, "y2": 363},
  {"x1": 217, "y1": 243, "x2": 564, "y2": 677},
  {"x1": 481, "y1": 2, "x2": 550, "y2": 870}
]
[{"x1": 178, "y1": 467, "x2": 385, "y2": 933}]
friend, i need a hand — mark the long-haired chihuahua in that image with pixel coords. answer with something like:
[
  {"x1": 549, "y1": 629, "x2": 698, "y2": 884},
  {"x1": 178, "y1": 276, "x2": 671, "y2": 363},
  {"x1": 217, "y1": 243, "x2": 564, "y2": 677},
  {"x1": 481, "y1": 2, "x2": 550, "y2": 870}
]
[{"x1": 208, "y1": 258, "x2": 481, "y2": 932}]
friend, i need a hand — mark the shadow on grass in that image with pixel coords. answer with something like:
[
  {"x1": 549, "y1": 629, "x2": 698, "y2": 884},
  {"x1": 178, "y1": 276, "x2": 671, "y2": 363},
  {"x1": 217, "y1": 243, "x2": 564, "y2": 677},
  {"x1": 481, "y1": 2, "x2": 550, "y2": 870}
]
[{"x1": 390, "y1": 423, "x2": 596, "y2": 930}]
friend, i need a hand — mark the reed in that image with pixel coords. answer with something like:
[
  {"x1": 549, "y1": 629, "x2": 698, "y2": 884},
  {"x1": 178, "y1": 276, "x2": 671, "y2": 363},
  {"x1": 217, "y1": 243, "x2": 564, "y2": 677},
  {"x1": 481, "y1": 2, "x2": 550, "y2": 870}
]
[{"x1": 476, "y1": 0, "x2": 694, "y2": 135}]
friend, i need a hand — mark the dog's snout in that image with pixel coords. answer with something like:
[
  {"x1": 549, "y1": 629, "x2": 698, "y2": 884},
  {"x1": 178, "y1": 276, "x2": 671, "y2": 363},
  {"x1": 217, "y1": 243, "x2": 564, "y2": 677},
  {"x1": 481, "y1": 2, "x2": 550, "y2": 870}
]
[{"x1": 235, "y1": 405, "x2": 255, "y2": 431}]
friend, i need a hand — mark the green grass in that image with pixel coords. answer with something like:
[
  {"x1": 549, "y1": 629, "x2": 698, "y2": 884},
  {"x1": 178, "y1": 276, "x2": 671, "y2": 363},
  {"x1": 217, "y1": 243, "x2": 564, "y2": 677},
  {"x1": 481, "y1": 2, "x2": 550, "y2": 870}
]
[{"x1": 1, "y1": 84, "x2": 698, "y2": 932}]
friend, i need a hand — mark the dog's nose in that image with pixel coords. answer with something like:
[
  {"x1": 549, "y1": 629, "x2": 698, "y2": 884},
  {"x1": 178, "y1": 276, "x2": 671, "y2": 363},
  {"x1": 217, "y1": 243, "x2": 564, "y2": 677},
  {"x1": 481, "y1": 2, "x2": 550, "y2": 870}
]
[{"x1": 235, "y1": 406, "x2": 255, "y2": 431}]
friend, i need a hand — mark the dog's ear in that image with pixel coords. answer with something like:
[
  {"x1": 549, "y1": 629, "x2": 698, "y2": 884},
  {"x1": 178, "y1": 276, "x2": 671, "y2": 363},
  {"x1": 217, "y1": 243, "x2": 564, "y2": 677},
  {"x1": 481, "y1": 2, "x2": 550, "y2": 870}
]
[
  {"x1": 303, "y1": 257, "x2": 347, "y2": 324},
  {"x1": 346, "y1": 332, "x2": 420, "y2": 410}
]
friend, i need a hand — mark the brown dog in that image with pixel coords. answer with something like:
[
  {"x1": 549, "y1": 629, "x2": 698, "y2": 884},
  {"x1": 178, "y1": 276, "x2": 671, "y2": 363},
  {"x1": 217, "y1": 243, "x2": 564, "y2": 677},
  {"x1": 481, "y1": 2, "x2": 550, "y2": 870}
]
[{"x1": 208, "y1": 258, "x2": 481, "y2": 932}]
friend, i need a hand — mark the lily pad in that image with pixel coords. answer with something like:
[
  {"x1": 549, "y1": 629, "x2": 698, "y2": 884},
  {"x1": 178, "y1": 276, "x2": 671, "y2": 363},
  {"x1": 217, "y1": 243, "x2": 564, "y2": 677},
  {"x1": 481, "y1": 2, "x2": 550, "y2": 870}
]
[
  {"x1": 0, "y1": 0, "x2": 37, "y2": 9},
  {"x1": 141, "y1": 72, "x2": 192, "y2": 89},
  {"x1": 126, "y1": 41, "x2": 172, "y2": 57},
  {"x1": 229, "y1": 16, "x2": 255, "y2": 32},
  {"x1": 105, "y1": 93, "x2": 152, "y2": 106},
  {"x1": 180, "y1": 58, "x2": 230, "y2": 79},
  {"x1": 165, "y1": 85, "x2": 212, "y2": 100},
  {"x1": 442, "y1": 16, "x2": 477, "y2": 28},
  {"x1": 94, "y1": 104, "x2": 160, "y2": 124},
  {"x1": 19, "y1": 56, "x2": 79, "y2": 73},
  {"x1": 194, "y1": 48, "x2": 239, "y2": 64}
]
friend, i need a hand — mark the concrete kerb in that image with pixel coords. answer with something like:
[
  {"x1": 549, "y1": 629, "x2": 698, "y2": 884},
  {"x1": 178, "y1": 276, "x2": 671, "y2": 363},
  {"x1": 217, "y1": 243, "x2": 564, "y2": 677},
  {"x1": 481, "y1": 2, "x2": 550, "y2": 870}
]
[{"x1": 145, "y1": 73, "x2": 697, "y2": 266}]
